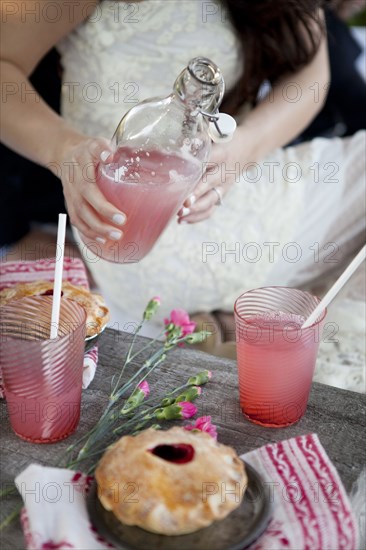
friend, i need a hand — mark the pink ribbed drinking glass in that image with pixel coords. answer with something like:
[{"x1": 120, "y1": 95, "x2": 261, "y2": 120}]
[
  {"x1": 234, "y1": 287, "x2": 326, "y2": 427},
  {"x1": 0, "y1": 296, "x2": 86, "y2": 443}
]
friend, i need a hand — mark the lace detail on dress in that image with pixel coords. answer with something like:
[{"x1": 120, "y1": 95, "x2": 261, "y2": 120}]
[{"x1": 57, "y1": 0, "x2": 242, "y2": 137}]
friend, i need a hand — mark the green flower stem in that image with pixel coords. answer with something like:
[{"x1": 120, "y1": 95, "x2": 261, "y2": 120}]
[
  {"x1": 75, "y1": 351, "x2": 167, "y2": 461},
  {"x1": 0, "y1": 504, "x2": 22, "y2": 531},
  {"x1": 62, "y1": 392, "x2": 126, "y2": 466},
  {"x1": 112, "y1": 407, "x2": 160, "y2": 436},
  {"x1": 111, "y1": 317, "x2": 167, "y2": 399},
  {"x1": 103, "y1": 352, "x2": 167, "y2": 428},
  {"x1": 112, "y1": 409, "x2": 154, "y2": 434},
  {"x1": 68, "y1": 374, "x2": 194, "y2": 468},
  {"x1": 131, "y1": 422, "x2": 150, "y2": 436},
  {"x1": 62, "y1": 340, "x2": 200, "y2": 467},
  {"x1": 112, "y1": 349, "x2": 167, "y2": 401},
  {"x1": 72, "y1": 393, "x2": 117, "y2": 455},
  {"x1": 123, "y1": 354, "x2": 167, "y2": 398},
  {"x1": 86, "y1": 463, "x2": 98, "y2": 476},
  {"x1": 65, "y1": 446, "x2": 110, "y2": 469},
  {"x1": 111, "y1": 332, "x2": 184, "y2": 405},
  {"x1": 128, "y1": 329, "x2": 167, "y2": 363},
  {"x1": 67, "y1": 407, "x2": 160, "y2": 468},
  {"x1": 111, "y1": 320, "x2": 145, "y2": 397},
  {"x1": 125, "y1": 321, "x2": 144, "y2": 361},
  {"x1": 71, "y1": 380, "x2": 196, "y2": 468},
  {"x1": 65, "y1": 435, "x2": 88, "y2": 454},
  {"x1": 70, "y1": 404, "x2": 154, "y2": 468},
  {"x1": 131, "y1": 421, "x2": 150, "y2": 432},
  {"x1": 64, "y1": 429, "x2": 98, "y2": 458},
  {"x1": 131, "y1": 419, "x2": 162, "y2": 436},
  {"x1": 128, "y1": 383, "x2": 190, "y2": 412},
  {"x1": 0, "y1": 485, "x2": 17, "y2": 499},
  {"x1": 70, "y1": 379, "x2": 191, "y2": 466},
  {"x1": 64, "y1": 403, "x2": 114, "y2": 464}
]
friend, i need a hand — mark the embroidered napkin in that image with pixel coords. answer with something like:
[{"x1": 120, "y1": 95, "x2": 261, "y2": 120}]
[
  {"x1": 243, "y1": 433, "x2": 358, "y2": 549},
  {"x1": 14, "y1": 434, "x2": 358, "y2": 550},
  {"x1": 0, "y1": 258, "x2": 100, "y2": 397}
]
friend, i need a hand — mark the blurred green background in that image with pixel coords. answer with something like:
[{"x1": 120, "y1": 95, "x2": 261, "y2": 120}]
[{"x1": 349, "y1": 9, "x2": 366, "y2": 25}]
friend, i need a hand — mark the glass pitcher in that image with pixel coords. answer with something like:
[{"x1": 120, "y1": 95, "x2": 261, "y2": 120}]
[{"x1": 82, "y1": 57, "x2": 226, "y2": 263}]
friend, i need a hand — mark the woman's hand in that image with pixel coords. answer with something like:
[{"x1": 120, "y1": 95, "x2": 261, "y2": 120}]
[
  {"x1": 56, "y1": 136, "x2": 127, "y2": 243},
  {"x1": 177, "y1": 132, "x2": 245, "y2": 224}
]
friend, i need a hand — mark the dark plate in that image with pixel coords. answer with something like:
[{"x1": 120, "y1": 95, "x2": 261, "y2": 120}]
[
  {"x1": 87, "y1": 461, "x2": 271, "y2": 550},
  {"x1": 84, "y1": 324, "x2": 108, "y2": 352}
]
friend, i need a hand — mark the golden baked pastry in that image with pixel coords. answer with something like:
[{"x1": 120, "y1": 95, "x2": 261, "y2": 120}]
[
  {"x1": 95, "y1": 427, "x2": 248, "y2": 535},
  {"x1": 0, "y1": 280, "x2": 109, "y2": 337}
]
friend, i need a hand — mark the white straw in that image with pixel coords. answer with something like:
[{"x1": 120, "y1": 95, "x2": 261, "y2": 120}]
[
  {"x1": 50, "y1": 214, "x2": 67, "y2": 339},
  {"x1": 302, "y1": 244, "x2": 366, "y2": 328}
]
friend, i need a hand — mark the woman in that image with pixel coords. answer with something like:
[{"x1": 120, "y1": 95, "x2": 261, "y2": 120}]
[{"x1": 1, "y1": 0, "x2": 365, "y2": 333}]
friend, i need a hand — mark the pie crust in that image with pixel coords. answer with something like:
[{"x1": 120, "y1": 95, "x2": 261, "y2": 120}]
[
  {"x1": 0, "y1": 280, "x2": 109, "y2": 337},
  {"x1": 95, "y1": 427, "x2": 248, "y2": 535}
]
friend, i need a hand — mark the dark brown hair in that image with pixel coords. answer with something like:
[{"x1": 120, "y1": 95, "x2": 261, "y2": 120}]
[
  {"x1": 221, "y1": 0, "x2": 326, "y2": 114},
  {"x1": 107, "y1": 1, "x2": 327, "y2": 114}
]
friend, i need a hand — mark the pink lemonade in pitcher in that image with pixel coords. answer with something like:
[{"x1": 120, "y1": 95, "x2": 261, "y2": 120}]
[
  {"x1": 236, "y1": 311, "x2": 321, "y2": 427},
  {"x1": 78, "y1": 58, "x2": 227, "y2": 263},
  {"x1": 96, "y1": 147, "x2": 201, "y2": 263}
]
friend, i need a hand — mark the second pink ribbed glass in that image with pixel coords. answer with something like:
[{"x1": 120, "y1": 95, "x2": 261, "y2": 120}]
[
  {"x1": 0, "y1": 296, "x2": 86, "y2": 443},
  {"x1": 234, "y1": 287, "x2": 326, "y2": 427}
]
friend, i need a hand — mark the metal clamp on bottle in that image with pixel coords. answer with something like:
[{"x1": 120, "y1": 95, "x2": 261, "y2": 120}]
[{"x1": 201, "y1": 111, "x2": 237, "y2": 143}]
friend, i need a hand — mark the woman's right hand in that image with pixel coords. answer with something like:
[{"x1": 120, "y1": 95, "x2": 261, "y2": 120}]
[{"x1": 57, "y1": 136, "x2": 127, "y2": 244}]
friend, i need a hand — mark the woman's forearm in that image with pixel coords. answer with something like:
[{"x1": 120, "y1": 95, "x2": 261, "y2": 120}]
[
  {"x1": 238, "y1": 31, "x2": 330, "y2": 161},
  {"x1": 0, "y1": 60, "x2": 85, "y2": 172},
  {"x1": 0, "y1": 58, "x2": 125, "y2": 239}
]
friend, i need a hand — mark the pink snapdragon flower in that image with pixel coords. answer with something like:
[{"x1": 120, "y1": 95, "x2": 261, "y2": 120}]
[
  {"x1": 137, "y1": 381, "x2": 150, "y2": 397},
  {"x1": 164, "y1": 309, "x2": 196, "y2": 337},
  {"x1": 121, "y1": 380, "x2": 150, "y2": 414},
  {"x1": 184, "y1": 416, "x2": 218, "y2": 439},
  {"x1": 143, "y1": 296, "x2": 161, "y2": 320},
  {"x1": 178, "y1": 401, "x2": 198, "y2": 419},
  {"x1": 155, "y1": 401, "x2": 197, "y2": 421}
]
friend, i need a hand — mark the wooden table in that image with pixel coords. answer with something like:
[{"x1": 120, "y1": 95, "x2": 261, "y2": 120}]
[{"x1": 1, "y1": 328, "x2": 365, "y2": 549}]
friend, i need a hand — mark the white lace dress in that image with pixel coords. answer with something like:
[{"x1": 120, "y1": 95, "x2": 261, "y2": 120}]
[{"x1": 57, "y1": 1, "x2": 366, "y2": 337}]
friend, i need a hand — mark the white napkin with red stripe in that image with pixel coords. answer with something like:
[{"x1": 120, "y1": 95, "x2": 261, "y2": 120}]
[
  {"x1": 0, "y1": 258, "x2": 100, "y2": 397},
  {"x1": 15, "y1": 434, "x2": 358, "y2": 550},
  {"x1": 243, "y1": 433, "x2": 358, "y2": 549}
]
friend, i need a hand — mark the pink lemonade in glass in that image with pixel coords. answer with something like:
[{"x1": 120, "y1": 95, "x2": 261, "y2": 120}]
[
  {"x1": 95, "y1": 147, "x2": 201, "y2": 263},
  {"x1": 0, "y1": 296, "x2": 86, "y2": 443},
  {"x1": 234, "y1": 287, "x2": 326, "y2": 428},
  {"x1": 5, "y1": 385, "x2": 82, "y2": 443}
]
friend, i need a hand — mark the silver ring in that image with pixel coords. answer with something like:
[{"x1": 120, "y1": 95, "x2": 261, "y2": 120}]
[{"x1": 212, "y1": 187, "x2": 223, "y2": 206}]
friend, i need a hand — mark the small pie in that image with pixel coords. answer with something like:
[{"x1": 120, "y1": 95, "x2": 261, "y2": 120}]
[
  {"x1": 0, "y1": 281, "x2": 109, "y2": 338},
  {"x1": 95, "y1": 427, "x2": 248, "y2": 535}
]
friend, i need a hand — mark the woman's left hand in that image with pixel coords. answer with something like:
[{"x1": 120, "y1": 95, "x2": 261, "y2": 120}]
[{"x1": 177, "y1": 136, "x2": 243, "y2": 224}]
